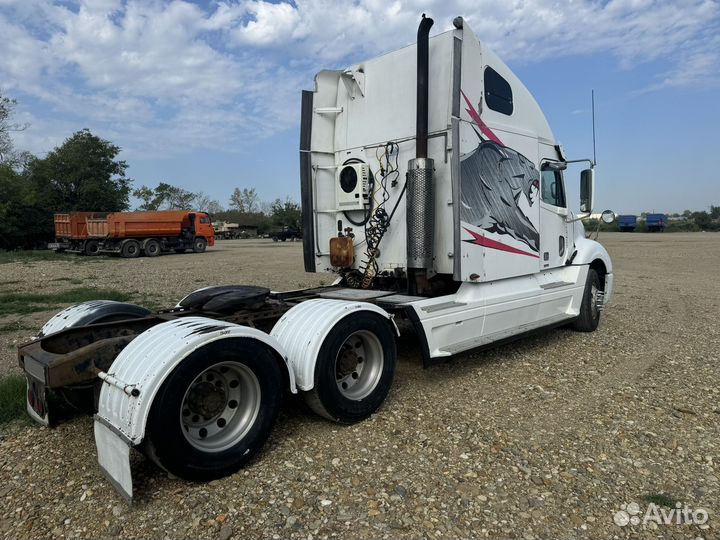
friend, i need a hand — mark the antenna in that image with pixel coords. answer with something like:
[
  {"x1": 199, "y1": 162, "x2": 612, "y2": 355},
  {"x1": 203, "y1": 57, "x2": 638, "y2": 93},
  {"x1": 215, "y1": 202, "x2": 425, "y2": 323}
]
[{"x1": 591, "y1": 89, "x2": 597, "y2": 166}]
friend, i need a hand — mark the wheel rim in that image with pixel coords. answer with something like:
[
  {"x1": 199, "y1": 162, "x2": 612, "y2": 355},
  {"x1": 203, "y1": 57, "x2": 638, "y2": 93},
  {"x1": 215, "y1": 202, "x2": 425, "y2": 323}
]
[
  {"x1": 590, "y1": 283, "x2": 600, "y2": 320},
  {"x1": 335, "y1": 330, "x2": 384, "y2": 400},
  {"x1": 180, "y1": 361, "x2": 261, "y2": 452}
]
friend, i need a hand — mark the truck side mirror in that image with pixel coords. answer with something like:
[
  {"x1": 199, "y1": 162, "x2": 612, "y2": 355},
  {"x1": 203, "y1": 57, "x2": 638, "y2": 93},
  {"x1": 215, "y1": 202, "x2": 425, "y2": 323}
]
[{"x1": 580, "y1": 169, "x2": 595, "y2": 213}]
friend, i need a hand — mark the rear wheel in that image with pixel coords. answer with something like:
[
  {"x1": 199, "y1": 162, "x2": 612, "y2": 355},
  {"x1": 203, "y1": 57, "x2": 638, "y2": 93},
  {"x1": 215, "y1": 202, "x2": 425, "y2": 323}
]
[
  {"x1": 84, "y1": 240, "x2": 100, "y2": 256},
  {"x1": 144, "y1": 339, "x2": 284, "y2": 481},
  {"x1": 304, "y1": 312, "x2": 396, "y2": 423},
  {"x1": 572, "y1": 268, "x2": 602, "y2": 332},
  {"x1": 120, "y1": 239, "x2": 141, "y2": 258},
  {"x1": 193, "y1": 237, "x2": 207, "y2": 253},
  {"x1": 143, "y1": 238, "x2": 161, "y2": 257}
]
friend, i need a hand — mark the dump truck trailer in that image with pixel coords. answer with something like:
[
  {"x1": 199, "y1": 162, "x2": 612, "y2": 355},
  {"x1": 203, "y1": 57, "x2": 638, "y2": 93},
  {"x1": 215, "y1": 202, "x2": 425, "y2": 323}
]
[
  {"x1": 49, "y1": 212, "x2": 107, "y2": 255},
  {"x1": 618, "y1": 215, "x2": 637, "y2": 232},
  {"x1": 645, "y1": 213, "x2": 667, "y2": 232},
  {"x1": 91, "y1": 210, "x2": 216, "y2": 257},
  {"x1": 18, "y1": 15, "x2": 614, "y2": 502}
]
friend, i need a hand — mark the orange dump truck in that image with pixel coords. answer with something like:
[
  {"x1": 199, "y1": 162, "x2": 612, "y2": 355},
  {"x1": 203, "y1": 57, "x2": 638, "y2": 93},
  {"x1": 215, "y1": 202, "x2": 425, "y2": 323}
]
[
  {"x1": 50, "y1": 212, "x2": 107, "y2": 255},
  {"x1": 51, "y1": 210, "x2": 215, "y2": 258},
  {"x1": 90, "y1": 210, "x2": 216, "y2": 258}
]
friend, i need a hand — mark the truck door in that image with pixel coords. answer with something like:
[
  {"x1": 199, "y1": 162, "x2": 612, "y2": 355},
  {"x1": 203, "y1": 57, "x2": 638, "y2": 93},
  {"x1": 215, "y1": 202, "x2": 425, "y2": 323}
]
[{"x1": 538, "y1": 157, "x2": 569, "y2": 270}]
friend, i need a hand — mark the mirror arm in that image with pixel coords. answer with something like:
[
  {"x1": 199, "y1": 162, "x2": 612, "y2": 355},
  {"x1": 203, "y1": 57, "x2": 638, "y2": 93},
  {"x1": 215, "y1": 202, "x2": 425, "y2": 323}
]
[
  {"x1": 565, "y1": 158, "x2": 595, "y2": 167},
  {"x1": 566, "y1": 212, "x2": 591, "y2": 223}
]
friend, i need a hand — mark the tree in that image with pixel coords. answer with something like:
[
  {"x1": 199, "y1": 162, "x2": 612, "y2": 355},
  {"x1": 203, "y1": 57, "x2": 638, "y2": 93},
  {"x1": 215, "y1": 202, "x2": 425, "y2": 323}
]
[
  {"x1": 0, "y1": 94, "x2": 29, "y2": 166},
  {"x1": 194, "y1": 192, "x2": 223, "y2": 214},
  {"x1": 133, "y1": 182, "x2": 197, "y2": 211},
  {"x1": 229, "y1": 187, "x2": 259, "y2": 213},
  {"x1": 133, "y1": 185, "x2": 161, "y2": 211},
  {"x1": 269, "y1": 197, "x2": 301, "y2": 229},
  {"x1": 710, "y1": 205, "x2": 720, "y2": 220},
  {"x1": 163, "y1": 184, "x2": 196, "y2": 210},
  {"x1": 692, "y1": 211, "x2": 712, "y2": 230},
  {"x1": 26, "y1": 129, "x2": 131, "y2": 213},
  {"x1": 206, "y1": 200, "x2": 224, "y2": 215}
]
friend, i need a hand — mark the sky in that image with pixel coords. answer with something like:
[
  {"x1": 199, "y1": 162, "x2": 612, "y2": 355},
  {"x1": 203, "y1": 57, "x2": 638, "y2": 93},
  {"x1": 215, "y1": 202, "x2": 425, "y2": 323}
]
[{"x1": 1, "y1": 0, "x2": 718, "y2": 214}]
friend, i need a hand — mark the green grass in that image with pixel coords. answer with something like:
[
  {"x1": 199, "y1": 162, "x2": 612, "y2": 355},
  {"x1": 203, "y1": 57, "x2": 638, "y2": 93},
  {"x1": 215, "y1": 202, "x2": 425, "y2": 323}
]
[
  {"x1": 0, "y1": 321, "x2": 35, "y2": 334},
  {"x1": 0, "y1": 250, "x2": 76, "y2": 265},
  {"x1": 0, "y1": 288, "x2": 133, "y2": 316},
  {"x1": 0, "y1": 374, "x2": 30, "y2": 425},
  {"x1": 642, "y1": 493, "x2": 679, "y2": 508}
]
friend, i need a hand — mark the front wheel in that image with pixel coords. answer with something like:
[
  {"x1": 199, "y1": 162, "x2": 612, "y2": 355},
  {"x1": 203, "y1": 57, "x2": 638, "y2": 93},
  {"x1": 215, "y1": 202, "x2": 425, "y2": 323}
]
[
  {"x1": 304, "y1": 312, "x2": 396, "y2": 424},
  {"x1": 193, "y1": 237, "x2": 207, "y2": 253},
  {"x1": 144, "y1": 339, "x2": 284, "y2": 481},
  {"x1": 572, "y1": 268, "x2": 602, "y2": 332}
]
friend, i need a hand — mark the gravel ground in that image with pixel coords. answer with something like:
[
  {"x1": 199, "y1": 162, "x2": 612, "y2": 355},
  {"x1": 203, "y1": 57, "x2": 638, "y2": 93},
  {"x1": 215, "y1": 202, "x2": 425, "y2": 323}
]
[{"x1": 0, "y1": 234, "x2": 718, "y2": 539}]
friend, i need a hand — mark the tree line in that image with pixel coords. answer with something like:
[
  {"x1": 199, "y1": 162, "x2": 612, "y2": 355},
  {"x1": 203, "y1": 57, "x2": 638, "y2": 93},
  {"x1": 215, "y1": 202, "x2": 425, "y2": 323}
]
[{"x1": 0, "y1": 94, "x2": 300, "y2": 250}]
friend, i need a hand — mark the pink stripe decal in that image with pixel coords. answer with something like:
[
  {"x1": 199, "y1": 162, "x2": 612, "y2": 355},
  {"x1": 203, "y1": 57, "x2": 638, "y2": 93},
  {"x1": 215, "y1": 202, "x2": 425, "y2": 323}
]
[
  {"x1": 463, "y1": 227, "x2": 539, "y2": 259},
  {"x1": 460, "y1": 90, "x2": 504, "y2": 146}
]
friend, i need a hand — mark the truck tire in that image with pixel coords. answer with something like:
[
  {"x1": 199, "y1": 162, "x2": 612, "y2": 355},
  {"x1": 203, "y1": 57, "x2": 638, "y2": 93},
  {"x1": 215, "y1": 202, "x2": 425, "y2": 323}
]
[
  {"x1": 84, "y1": 240, "x2": 100, "y2": 256},
  {"x1": 193, "y1": 237, "x2": 207, "y2": 253},
  {"x1": 572, "y1": 268, "x2": 602, "y2": 332},
  {"x1": 120, "y1": 239, "x2": 141, "y2": 258},
  {"x1": 143, "y1": 238, "x2": 161, "y2": 257},
  {"x1": 143, "y1": 338, "x2": 284, "y2": 481},
  {"x1": 304, "y1": 312, "x2": 396, "y2": 424}
]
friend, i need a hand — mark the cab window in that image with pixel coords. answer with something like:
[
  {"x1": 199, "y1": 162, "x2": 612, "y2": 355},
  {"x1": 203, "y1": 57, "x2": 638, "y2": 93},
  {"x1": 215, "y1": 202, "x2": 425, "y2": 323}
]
[
  {"x1": 541, "y1": 170, "x2": 566, "y2": 208},
  {"x1": 484, "y1": 66, "x2": 513, "y2": 115},
  {"x1": 199, "y1": 216, "x2": 211, "y2": 224}
]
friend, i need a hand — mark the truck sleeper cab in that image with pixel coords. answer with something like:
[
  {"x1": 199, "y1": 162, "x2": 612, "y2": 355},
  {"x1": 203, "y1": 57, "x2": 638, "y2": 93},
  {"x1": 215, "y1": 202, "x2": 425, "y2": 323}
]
[
  {"x1": 18, "y1": 15, "x2": 613, "y2": 502},
  {"x1": 301, "y1": 15, "x2": 613, "y2": 361}
]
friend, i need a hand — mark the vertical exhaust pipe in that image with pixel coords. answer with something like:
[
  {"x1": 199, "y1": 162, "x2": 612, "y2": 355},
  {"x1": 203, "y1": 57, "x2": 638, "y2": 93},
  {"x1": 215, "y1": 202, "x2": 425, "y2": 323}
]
[
  {"x1": 415, "y1": 14, "x2": 433, "y2": 159},
  {"x1": 407, "y1": 14, "x2": 434, "y2": 292}
]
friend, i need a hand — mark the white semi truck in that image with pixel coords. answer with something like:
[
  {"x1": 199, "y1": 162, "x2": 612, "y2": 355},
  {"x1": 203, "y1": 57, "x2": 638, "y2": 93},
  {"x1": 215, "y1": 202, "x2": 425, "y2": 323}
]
[{"x1": 18, "y1": 15, "x2": 613, "y2": 501}]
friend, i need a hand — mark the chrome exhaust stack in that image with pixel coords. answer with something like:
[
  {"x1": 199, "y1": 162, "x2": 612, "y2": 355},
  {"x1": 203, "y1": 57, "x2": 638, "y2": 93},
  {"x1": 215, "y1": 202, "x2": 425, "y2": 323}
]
[{"x1": 407, "y1": 14, "x2": 435, "y2": 291}]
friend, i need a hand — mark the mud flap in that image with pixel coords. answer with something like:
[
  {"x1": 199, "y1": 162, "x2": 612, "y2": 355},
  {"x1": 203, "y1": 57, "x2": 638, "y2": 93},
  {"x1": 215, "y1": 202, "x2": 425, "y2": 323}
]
[{"x1": 94, "y1": 417, "x2": 133, "y2": 502}]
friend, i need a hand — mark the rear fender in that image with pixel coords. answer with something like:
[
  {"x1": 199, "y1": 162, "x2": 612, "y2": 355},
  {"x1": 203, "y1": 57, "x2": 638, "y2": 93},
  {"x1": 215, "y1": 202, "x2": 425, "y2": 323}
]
[
  {"x1": 270, "y1": 299, "x2": 398, "y2": 391},
  {"x1": 95, "y1": 316, "x2": 295, "y2": 446},
  {"x1": 94, "y1": 316, "x2": 295, "y2": 501},
  {"x1": 39, "y1": 301, "x2": 151, "y2": 337}
]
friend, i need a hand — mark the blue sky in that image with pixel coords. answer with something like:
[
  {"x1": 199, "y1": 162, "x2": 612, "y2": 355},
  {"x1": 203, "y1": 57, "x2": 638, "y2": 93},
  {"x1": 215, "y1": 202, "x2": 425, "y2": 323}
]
[{"x1": 1, "y1": 0, "x2": 719, "y2": 214}]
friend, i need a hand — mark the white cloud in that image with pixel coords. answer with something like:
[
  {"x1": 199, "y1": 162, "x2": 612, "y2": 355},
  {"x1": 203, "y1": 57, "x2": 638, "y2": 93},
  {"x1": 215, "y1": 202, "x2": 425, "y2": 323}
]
[{"x1": 0, "y1": 0, "x2": 717, "y2": 159}]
